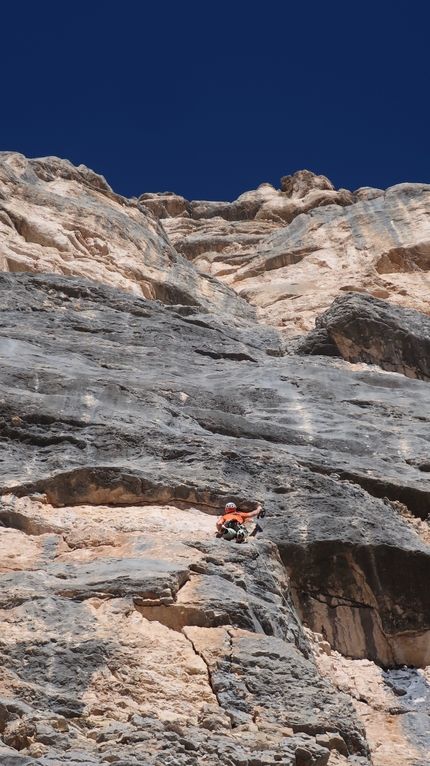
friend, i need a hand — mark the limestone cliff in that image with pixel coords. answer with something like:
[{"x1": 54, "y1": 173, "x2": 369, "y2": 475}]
[
  {"x1": 0, "y1": 152, "x2": 251, "y2": 322},
  {"x1": 0, "y1": 155, "x2": 430, "y2": 766},
  {"x1": 159, "y1": 171, "x2": 430, "y2": 336}
]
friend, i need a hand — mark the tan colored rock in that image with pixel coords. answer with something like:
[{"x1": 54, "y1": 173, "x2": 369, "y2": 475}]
[
  {"x1": 254, "y1": 184, "x2": 354, "y2": 225},
  {"x1": 0, "y1": 152, "x2": 252, "y2": 321},
  {"x1": 163, "y1": 175, "x2": 430, "y2": 339},
  {"x1": 385, "y1": 499, "x2": 430, "y2": 546},
  {"x1": 280, "y1": 170, "x2": 335, "y2": 197},
  {"x1": 315, "y1": 731, "x2": 348, "y2": 756},
  {"x1": 4, "y1": 153, "x2": 430, "y2": 341},
  {"x1": 0, "y1": 500, "x2": 222, "y2": 730},
  {"x1": 225, "y1": 182, "x2": 430, "y2": 336},
  {"x1": 82, "y1": 600, "x2": 216, "y2": 724},
  {"x1": 306, "y1": 628, "x2": 429, "y2": 766},
  {"x1": 327, "y1": 753, "x2": 350, "y2": 766},
  {"x1": 0, "y1": 495, "x2": 366, "y2": 762},
  {"x1": 163, "y1": 216, "x2": 280, "y2": 267},
  {"x1": 27, "y1": 742, "x2": 49, "y2": 757},
  {"x1": 0, "y1": 528, "x2": 45, "y2": 573},
  {"x1": 3, "y1": 151, "x2": 430, "y2": 342},
  {"x1": 3, "y1": 717, "x2": 35, "y2": 749},
  {"x1": 138, "y1": 191, "x2": 189, "y2": 218}
]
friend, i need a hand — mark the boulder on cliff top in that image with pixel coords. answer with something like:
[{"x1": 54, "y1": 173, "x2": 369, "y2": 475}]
[{"x1": 280, "y1": 169, "x2": 335, "y2": 197}]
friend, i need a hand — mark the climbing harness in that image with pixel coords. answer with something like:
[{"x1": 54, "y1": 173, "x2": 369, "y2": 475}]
[{"x1": 220, "y1": 518, "x2": 249, "y2": 543}]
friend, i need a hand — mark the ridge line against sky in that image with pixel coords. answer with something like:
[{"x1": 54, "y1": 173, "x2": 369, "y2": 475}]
[{"x1": 1, "y1": 0, "x2": 429, "y2": 201}]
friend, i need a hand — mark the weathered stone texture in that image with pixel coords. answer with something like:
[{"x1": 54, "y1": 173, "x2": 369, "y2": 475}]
[
  {"x1": 162, "y1": 176, "x2": 430, "y2": 338},
  {"x1": 298, "y1": 292, "x2": 430, "y2": 381},
  {"x1": 0, "y1": 152, "x2": 252, "y2": 322},
  {"x1": 0, "y1": 496, "x2": 366, "y2": 765},
  {"x1": 307, "y1": 629, "x2": 430, "y2": 766},
  {"x1": 1, "y1": 155, "x2": 430, "y2": 766},
  {"x1": 0, "y1": 272, "x2": 429, "y2": 675}
]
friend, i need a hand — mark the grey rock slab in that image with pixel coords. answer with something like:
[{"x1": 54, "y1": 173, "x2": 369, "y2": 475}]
[
  {"x1": 47, "y1": 557, "x2": 190, "y2": 601},
  {"x1": 312, "y1": 291, "x2": 430, "y2": 381},
  {"x1": 136, "y1": 538, "x2": 306, "y2": 651},
  {"x1": 185, "y1": 627, "x2": 368, "y2": 759},
  {"x1": 382, "y1": 668, "x2": 430, "y2": 760},
  {"x1": 0, "y1": 751, "x2": 34, "y2": 766},
  {"x1": 0, "y1": 272, "x2": 429, "y2": 671},
  {"x1": 0, "y1": 594, "x2": 119, "y2": 718},
  {"x1": 34, "y1": 755, "x2": 100, "y2": 765}
]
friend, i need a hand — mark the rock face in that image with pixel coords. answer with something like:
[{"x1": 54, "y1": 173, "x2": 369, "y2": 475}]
[
  {"x1": 307, "y1": 630, "x2": 430, "y2": 766},
  {"x1": 0, "y1": 152, "x2": 252, "y2": 322},
  {"x1": 140, "y1": 170, "x2": 352, "y2": 224},
  {"x1": 0, "y1": 495, "x2": 367, "y2": 765},
  {"x1": 1, "y1": 270, "x2": 430, "y2": 764},
  {"x1": 160, "y1": 176, "x2": 430, "y2": 337},
  {"x1": 1, "y1": 156, "x2": 430, "y2": 765},
  {"x1": 3, "y1": 154, "x2": 430, "y2": 339},
  {"x1": 296, "y1": 292, "x2": 430, "y2": 381}
]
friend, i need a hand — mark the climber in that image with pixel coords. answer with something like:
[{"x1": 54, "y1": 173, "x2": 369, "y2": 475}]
[{"x1": 216, "y1": 501, "x2": 265, "y2": 543}]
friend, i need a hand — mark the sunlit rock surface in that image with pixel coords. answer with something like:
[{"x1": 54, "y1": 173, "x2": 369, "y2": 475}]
[
  {"x1": 0, "y1": 496, "x2": 366, "y2": 765},
  {"x1": 2, "y1": 155, "x2": 430, "y2": 338},
  {"x1": 306, "y1": 629, "x2": 430, "y2": 766},
  {"x1": 1, "y1": 156, "x2": 430, "y2": 765},
  {"x1": 160, "y1": 173, "x2": 430, "y2": 337},
  {"x1": 0, "y1": 152, "x2": 252, "y2": 322}
]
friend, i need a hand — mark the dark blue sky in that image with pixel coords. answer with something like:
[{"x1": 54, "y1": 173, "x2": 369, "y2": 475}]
[{"x1": 2, "y1": 1, "x2": 429, "y2": 201}]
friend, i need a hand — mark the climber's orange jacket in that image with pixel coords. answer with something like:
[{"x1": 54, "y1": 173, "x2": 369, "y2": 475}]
[{"x1": 218, "y1": 510, "x2": 255, "y2": 527}]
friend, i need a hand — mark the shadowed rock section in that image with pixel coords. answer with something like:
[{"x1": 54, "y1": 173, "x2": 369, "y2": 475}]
[{"x1": 296, "y1": 292, "x2": 430, "y2": 381}]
